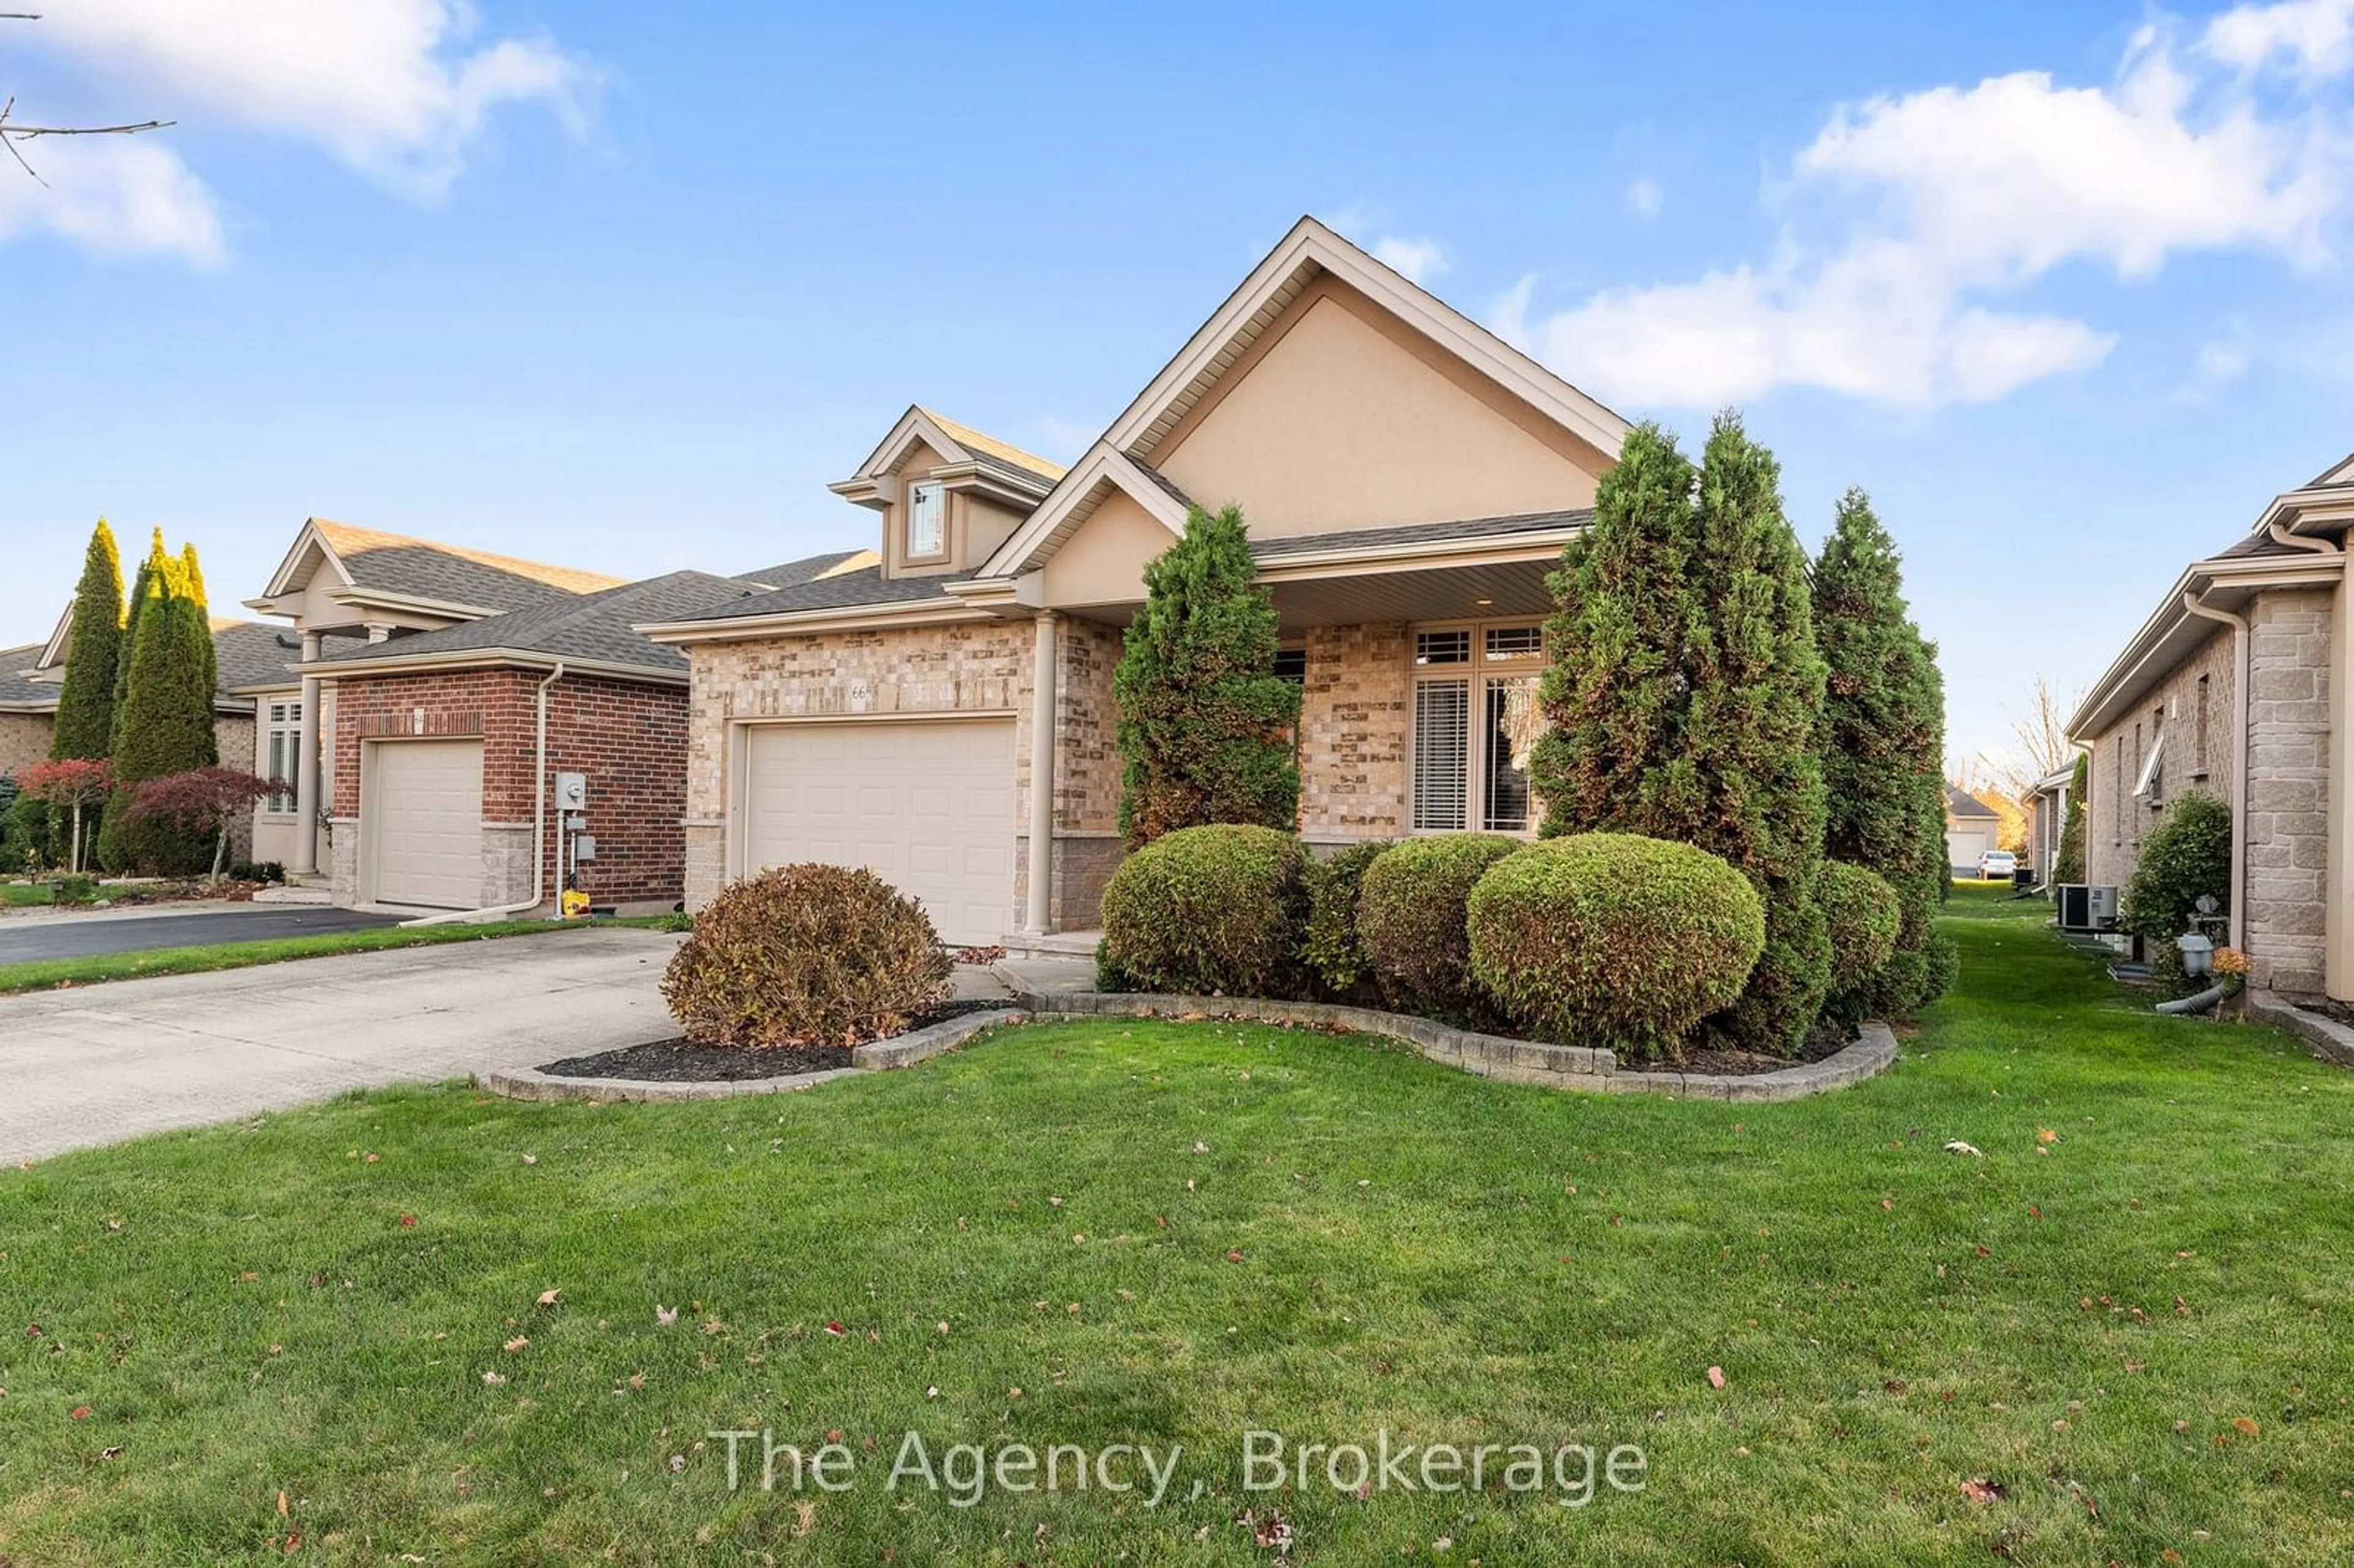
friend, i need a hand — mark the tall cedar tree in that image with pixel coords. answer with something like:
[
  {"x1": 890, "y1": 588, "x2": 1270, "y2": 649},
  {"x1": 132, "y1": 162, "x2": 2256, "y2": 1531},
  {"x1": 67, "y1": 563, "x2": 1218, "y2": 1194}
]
[
  {"x1": 181, "y1": 542, "x2": 218, "y2": 698},
  {"x1": 1811, "y1": 487, "x2": 1957, "y2": 1019},
  {"x1": 1112, "y1": 504, "x2": 1301, "y2": 847},
  {"x1": 1531, "y1": 416, "x2": 1832, "y2": 1056},
  {"x1": 109, "y1": 542, "x2": 157, "y2": 758},
  {"x1": 2054, "y1": 752, "x2": 2089, "y2": 885},
  {"x1": 99, "y1": 539, "x2": 219, "y2": 872},
  {"x1": 50, "y1": 519, "x2": 124, "y2": 761}
]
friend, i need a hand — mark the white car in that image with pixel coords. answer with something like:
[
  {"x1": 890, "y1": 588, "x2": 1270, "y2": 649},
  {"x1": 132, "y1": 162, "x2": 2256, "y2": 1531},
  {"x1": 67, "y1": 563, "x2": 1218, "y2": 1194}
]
[{"x1": 1978, "y1": 850, "x2": 2017, "y2": 881}]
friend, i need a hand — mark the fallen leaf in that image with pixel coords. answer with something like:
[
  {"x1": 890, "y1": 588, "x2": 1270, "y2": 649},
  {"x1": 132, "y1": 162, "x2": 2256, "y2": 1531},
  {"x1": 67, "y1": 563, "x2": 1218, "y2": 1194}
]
[
  {"x1": 69, "y1": 1404, "x2": 91, "y2": 1420},
  {"x1": 1707, "y1": 1365, "x2": 1727, "y2": 1389},
  {"x1": 1225, "y1": 1249, "x2": 1246, "y2": 1263},
  {"x1": 2037, "y1": 1128, "x2": 2059, "y2": 1144},
  {"x1": 398, "y1": 1215, "x2": 416, "y2": 1228},
  {"x1": 655, "y1": 1304, "x2": 679, "y2": 1327},
  {"x1": 2234, "y1": 1416, "x2": 2261, "y2": 1436},
  {"x1": 824, "y1": 1321, "x2": 846, "y2": 1336},
  {"x1": 521, "y1": 1154, "x2": 538, "y2": 1166},
  {"x1": 481, "y1": 1371, "x2": 507, "y2": 1386},
  {"x1": 1944, "y1": 1140, "x2": 1983, "y2": 1156},
  {"x1": 503, "y1": 1337, "x2": 528, "y2": 1353},
  {"x1": 536, "y1": 1289, "x2": 560, "y2": 1307},
  {"x1": 1960, "y1": 1478, "x2": 2008, "y2": 1504},
  {"x1": 277, "y1": 1490, "x2": 289, "y2": 1517},
  {"x1": 98, "y1": 1444, "x2": 121, "y2": 1460}
]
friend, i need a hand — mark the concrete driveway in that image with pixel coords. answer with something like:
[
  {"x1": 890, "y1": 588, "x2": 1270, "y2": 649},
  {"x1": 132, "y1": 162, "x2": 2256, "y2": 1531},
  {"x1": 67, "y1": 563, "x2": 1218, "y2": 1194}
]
[
  {"x1": 0, "y1": 927, "x2": 683, "y2": 1163},
  {"x1": 0, "y1": 904, "x2": 401, "y2": 964}
]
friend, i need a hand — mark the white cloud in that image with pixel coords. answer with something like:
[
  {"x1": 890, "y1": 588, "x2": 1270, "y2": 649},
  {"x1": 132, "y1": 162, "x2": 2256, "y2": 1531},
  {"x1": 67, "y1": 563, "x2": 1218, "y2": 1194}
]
[
  {"x1": 1626, "y1": 177, "x2": 1663, "y2": 218},
  {"x1": 1487, "y1": 273, "x2": 1539, "y2": 351},
  {"x1": 1035, "y1": 413, "x2": 1098, "y2": 457},
  {"x1": 1524, "y1": 20, "x2": 2344, "y2": 408},
  {"x1": 1371, "y1": 235, "x2": 1449, "y2": 284},
  {"x1": 4, "y1": 1, "x2": 588, "y2": 261},
  {"x1": 0, "y1": 136, "x2": 225, "y2": 267},
  {"x1": 2204, "y1": 0, "x2": 2354, "y2": 77},
  {"x1": 2172, "y1": 321, "x2": 2255, "y2": 402}
]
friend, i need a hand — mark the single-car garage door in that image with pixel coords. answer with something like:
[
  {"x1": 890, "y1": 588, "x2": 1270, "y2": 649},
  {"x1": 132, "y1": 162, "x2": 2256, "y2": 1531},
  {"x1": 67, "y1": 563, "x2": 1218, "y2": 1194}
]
[
  {"x1": 1946, "y1": 827, "x2": 1992, "y2": 873},
  {"x1": 368, "y1": 739, "x2": 484, "y2": 910},
  {"x1": 741, "y1": 718, "x2": 1016, "y2": 946}
]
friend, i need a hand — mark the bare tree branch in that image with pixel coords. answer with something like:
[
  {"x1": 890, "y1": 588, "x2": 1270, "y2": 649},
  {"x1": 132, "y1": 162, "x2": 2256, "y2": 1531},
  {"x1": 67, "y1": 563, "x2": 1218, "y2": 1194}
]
[{"x1": 1, "y1": 13, "x2": 175, "y2": 182}]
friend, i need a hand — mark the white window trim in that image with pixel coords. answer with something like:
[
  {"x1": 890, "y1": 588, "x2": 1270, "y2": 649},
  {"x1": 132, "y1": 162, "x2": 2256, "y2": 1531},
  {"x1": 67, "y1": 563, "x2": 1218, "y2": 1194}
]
[
  {"x1": 1406, "y1": 618, "x2": 1545, "y2": 837},
  {"x1": 262, "y1": 698, "x2": 304, "y2": 817},
  {"x1": 905, "y1": 480, "x2": 948, "y2": 563},
  {"x1": 2133, "y1": 731, "x2": 2166, "y2": 802}
]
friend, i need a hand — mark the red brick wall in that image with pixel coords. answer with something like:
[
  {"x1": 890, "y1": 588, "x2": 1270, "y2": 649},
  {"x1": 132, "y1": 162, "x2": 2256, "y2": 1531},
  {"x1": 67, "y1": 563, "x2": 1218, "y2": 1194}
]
[{"x1": 330, "y1": 668, "x2": 688, "y2": 906}]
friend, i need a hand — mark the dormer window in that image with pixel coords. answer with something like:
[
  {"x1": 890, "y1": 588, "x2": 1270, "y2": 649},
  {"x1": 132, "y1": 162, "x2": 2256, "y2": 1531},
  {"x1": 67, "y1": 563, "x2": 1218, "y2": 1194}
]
[{"x1": 907, "y1": 481, "x2": 946, "y2": 560}]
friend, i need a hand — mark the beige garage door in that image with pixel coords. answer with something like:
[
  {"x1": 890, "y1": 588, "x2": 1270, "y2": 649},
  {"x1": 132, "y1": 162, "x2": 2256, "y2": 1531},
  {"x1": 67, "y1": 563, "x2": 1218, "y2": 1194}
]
[
  {"x1": 369, "y1": 739, "x2": 484, "y2": 910},
  {"x1": 1947, "y1": 827, "x2": 1992, "y2": 872},
  {"x1": 742, "y1": 718, "x2": 1016, "y2": 947}
]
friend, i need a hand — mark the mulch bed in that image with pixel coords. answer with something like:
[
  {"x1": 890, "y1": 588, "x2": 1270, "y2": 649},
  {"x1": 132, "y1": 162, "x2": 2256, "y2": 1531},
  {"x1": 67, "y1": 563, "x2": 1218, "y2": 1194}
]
[
  {"x1": 536, "y1": 1000, "x2": 1005, "y2": 1083},
  {"x1": 1670, "y1": 1025, "x2": 1853, "y2": 1077}
]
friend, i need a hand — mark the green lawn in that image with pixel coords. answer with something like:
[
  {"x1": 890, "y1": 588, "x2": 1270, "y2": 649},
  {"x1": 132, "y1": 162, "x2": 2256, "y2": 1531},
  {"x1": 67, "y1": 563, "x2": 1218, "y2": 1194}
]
[
  {"x1": 2, "y1": 889, "x2": 2349, "y2": 1563},
  {"x1": 1, "y1": 882, "x2": 56, "y2": 907},
  {"x1": 0, "y1": 916, "x2": 675, "y2": 996}
]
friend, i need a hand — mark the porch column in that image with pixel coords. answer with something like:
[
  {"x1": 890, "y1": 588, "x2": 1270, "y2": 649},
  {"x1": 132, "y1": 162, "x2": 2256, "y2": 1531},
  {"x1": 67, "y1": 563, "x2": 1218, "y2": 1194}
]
[
  {"x1": 291, "y1": 631, "x2": 322, "y2": 878},
  {"x1": 1026, "y1": 610, "x2": 1059, "y2": 935}
]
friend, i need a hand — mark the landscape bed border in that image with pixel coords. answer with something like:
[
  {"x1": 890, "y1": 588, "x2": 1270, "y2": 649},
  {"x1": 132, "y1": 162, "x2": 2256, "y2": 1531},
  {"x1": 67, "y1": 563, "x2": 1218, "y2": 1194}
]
[{"x1": 487, "y1": 991, "x2": 1900, "y2": 1104}]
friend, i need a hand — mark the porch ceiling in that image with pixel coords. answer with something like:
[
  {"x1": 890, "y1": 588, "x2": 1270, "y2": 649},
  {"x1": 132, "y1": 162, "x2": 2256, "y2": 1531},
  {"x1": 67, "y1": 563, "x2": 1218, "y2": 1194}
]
[{"x1": 1267, "y1": 557, "x2": 1555, "y2": 633}]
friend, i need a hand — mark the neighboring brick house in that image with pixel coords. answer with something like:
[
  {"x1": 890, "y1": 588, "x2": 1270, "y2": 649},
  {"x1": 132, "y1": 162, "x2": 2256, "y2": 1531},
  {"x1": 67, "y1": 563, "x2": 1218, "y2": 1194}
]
[
  {"x1": 270, "y1": 552, "x2": 865, "y2": 914},
  {"x1": 640, "y1": 216, "x2": 1632, "y2": 946},
  {"x1": 2066, "y1": 459, "x2": 2354, "y2": 995}
]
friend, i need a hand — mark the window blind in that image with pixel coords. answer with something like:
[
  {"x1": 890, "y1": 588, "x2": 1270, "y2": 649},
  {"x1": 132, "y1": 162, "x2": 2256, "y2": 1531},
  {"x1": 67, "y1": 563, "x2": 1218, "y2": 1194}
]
[{"x1": 1413, "y1": 679, "x2": 1470, "y2": 831}]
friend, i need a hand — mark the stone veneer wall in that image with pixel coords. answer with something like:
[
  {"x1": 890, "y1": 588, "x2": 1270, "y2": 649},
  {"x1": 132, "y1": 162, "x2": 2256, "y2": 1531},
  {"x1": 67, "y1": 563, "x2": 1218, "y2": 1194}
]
[
  {"x1": 329, "y1": 668, "x2": 688, "y2": 911},
  {"x1": 0, "y1": 712, "x2": 51, "y2": 780},
  {"x1": 2243, "y1": 589, "x2": 2333, "y2": 993},
  {"x1": 211, "y1": 712, "x2": 258, "y2": 861},
  {"x1": 1298, "y1": 621, "x2": 1411, "y2": 839}
]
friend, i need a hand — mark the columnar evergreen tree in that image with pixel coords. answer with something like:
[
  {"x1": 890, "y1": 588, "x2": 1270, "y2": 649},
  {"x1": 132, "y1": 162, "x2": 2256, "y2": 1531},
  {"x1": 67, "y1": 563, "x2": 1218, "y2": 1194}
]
[
  {"x1": 98, "y1": 540, "x2": 219, "y2": 871},
  {"x1": 181, "y1": 542, "x2": 218, "y2": 698},
  {"x1": 1811, "y1": 487, "x2": 1956, "y2": 1019},
  {"x1": 2054, "y1": 752, "x2": 2089, "y2": 886},
  {"x1": 109, "y1": 540, "x2": 158, "y2": 759},
  {"x1": 1113, "y1": 504, "x2": 1301, "y2": 847},
  {"x1": 1532, "y1": 414, "x2": 1832, "y2": 1056},
  {"x1": 50, "y1": 519, "x2": 124, "y2": 762}
]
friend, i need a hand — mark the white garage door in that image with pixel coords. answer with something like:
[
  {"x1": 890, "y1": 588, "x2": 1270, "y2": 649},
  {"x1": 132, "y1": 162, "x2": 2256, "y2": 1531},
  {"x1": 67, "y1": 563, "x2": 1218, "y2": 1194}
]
[
  {"x1": 742, "y1": 719, "x2": 1016, "y2": 947},
  {"x1": 369, "y1": 739, "x2": 484, "y2": 910},
  {"x1": 1947, "y1": 827, "x2": 1992, "y2": 872}
]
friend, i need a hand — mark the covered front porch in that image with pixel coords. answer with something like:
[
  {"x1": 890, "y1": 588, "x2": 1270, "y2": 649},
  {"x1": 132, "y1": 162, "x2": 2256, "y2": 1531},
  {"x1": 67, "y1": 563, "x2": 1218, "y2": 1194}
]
[{"x1": 1015, "y1": 511, "x2": 1577, "y2": 938}]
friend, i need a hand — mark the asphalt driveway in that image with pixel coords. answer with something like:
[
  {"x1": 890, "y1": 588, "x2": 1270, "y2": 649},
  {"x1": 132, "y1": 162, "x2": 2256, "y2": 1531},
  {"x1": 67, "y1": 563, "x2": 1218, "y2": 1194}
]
[
  {"x1": 0, "y1": 904, "x2": 401, "y2": 964},
  {"x1": 0, "y1": 927, "x2": 684, "y2": 1163}
]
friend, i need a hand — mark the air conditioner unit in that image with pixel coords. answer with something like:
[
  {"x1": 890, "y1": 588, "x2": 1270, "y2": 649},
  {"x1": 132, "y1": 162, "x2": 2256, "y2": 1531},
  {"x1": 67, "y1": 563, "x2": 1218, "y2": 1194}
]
[{"x1": 2057, "y1": 884, "x2": 2119, "y2": 932}]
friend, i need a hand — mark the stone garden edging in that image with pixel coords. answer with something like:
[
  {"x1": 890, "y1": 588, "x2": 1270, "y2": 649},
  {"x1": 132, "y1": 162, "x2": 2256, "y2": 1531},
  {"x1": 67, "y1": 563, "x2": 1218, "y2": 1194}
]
[
  {"x1": 1016, "y1": 991, "x2": 1901, "y2": 1102},
  {"x1": 2244, "y1": 990, "x2": 2354, "y2": 1070},
  {"x1": 482, "y1": 1006, "x2": 1029, "y2": 1103}
]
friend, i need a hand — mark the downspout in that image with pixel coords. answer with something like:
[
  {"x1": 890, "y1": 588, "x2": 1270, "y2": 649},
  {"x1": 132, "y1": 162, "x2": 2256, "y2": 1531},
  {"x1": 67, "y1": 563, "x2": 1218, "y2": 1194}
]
[
  {"x1": 2269, "y1": 521, "x2": 2339, "y2": 554},
  {"x1": 2180, "y1": 593, "x2": 2249, "y2": 950},
  {"x1": 398, "y1": 661, "x2": 565, "y2": 927}
]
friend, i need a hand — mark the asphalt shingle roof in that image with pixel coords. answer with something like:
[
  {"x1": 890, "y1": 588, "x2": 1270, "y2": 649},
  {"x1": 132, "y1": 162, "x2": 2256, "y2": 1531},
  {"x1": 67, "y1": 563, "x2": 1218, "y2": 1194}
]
[
  {"x1": 211, "y1": 620, "x2": 367, "y2": 691},
  {"x1": 0, "y1": 643, "x2": 51, "y2": 709},
  {"x1": 685, "y1": 563, "x2": 980, "y2": 623},
  {"x1": 1946, "y1": 784, "x2": 2000, "y2": 820},
  {"x1": 314, "y1": 521, "x2": 630, "y2": 613},
  {"x1": 323, "y1": 568, "x2": 802, "y2": 676},
  {"x1": 731, "y1": 551, "x2": 867, "y2": 588},
  {"x1": 1251, "y1": 509, "x2": 1593, "y2": 559}
]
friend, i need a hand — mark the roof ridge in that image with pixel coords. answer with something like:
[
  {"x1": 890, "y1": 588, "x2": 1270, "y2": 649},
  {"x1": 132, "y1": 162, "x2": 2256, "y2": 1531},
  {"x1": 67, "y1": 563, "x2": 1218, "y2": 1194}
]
[
  {"x1": 311, "y1": 519, "x2": 631, "y2": 596},
  {"x1": 916, "y1": 408, "x2": 1069, "y2": 482}
]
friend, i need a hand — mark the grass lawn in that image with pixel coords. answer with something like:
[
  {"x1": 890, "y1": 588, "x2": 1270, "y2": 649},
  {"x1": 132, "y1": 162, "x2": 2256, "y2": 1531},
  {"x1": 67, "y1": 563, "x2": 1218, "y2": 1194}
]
[
  {"x1": 0, "y1": 916, "x2": 674, "y2": 997},
  {"x1": 1, "y1": 882, "x2": 56, "y2": 908},
  {"x1": 3, "y1": 889, "x2": 2350, "y2": 1562}
]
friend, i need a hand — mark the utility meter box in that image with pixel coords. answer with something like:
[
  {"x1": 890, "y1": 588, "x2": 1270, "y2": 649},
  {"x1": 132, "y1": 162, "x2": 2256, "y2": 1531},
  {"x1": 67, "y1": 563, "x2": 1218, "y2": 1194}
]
[{"x1": 553, "y1": 772, "x2": 588, "y2": 812}]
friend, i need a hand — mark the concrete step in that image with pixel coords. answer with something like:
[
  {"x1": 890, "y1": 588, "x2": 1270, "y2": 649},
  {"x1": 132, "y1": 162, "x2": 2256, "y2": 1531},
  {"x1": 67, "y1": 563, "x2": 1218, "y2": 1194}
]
[
  {"x1": 1000, "y1": 928, "x2": 1100, "y2": 961},
  {"x1": 250, "y1": 885, "x2": 334, "y2": 906}
]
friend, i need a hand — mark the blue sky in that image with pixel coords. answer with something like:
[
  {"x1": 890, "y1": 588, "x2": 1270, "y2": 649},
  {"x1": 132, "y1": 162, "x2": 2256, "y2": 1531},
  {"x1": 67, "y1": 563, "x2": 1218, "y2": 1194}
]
[{"x1": 10, "y1": 1, "x2": 2354, "y2": 778}]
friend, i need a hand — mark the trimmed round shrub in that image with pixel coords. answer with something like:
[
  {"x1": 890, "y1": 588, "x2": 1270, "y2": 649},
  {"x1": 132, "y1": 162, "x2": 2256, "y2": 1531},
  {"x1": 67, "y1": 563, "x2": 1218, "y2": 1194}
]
[
  {"x1": 1098, "y1": 824, "x2": 1307, "y2": 997},
  {"x1": 1465, "y1": 833, "x2": 1765, "y2": 1055},
  {"x1": 1358, "y1": 833, "x2": 1521, "y2": 1018},
  {"x1": 660, "y1": 864, "x2": 951, "y2": 1048},
  {"x1": 1298, "y1": 839, "x2": 1392, "y2": 1002},
  {"x1": 1818, "y1": 860, "x2": 1903, "y2": 997}
]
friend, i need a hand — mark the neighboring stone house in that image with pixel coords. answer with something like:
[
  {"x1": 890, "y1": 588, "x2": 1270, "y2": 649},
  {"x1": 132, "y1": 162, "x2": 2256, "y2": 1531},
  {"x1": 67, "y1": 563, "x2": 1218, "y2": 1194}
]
[
  {"x1": 1, "y1": 614, "x2": 335, "y2": 862},
  {"x1": 640, "y1": 216, "x2": 1632, "y2": 947},
  {"x1": 2065, "y1": 458, "x2": 2354, "y2": 995},
  {"x1": 245, "y1": 519, "x2": 867, "y2": 914},
  {"x1": 2023, "y1": 764, "x2": 2075, "y2": 886}
]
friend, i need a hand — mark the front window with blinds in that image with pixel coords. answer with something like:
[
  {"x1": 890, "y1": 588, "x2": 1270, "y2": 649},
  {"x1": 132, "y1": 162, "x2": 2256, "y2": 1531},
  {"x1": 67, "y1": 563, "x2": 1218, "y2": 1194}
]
[
  {"x1": 1411, "y1": 623, "x2": 1544, "y2": 834},
  {"x1": 264, "y1": 700, "x2": 302, "y2": 813}
]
